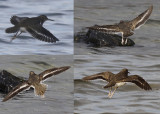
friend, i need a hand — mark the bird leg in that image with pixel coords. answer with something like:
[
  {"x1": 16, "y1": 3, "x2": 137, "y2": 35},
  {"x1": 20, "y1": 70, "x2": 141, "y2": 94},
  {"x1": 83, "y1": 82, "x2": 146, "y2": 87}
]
[
  {"x1": 107, "y1": 87, "x2": 112, "y2": 97},
  {"x1": 108, "y1": 86, "x2": 117, "y2": 98},
  {"x1": 125, "y1": 38, "x2": 128, "y2": 44},
  {"x1": 121, "y1": 32, "x2": 124, "y2": 45},
  {"x1": 10, "y1": 31, "x2": 22, "y2": 42}
]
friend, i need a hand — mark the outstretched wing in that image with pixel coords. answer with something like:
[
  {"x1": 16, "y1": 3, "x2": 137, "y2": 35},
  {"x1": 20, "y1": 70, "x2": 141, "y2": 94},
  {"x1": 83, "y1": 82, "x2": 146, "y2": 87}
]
[
  {"x1": 39, "y1": 66, "x2": 70, "y2": 81},
  {"x1": 82, "y1": 72, "x2": 114, "y2": 82},
  {"x1": 10, "y1": 16, "x2": 28, "y2": 25},
  {"x1": 2, "y1": 82, "x2": 30, "y2": 102},
  {"x1": 5, "y1": 26, "x2": 19, "y2": 33},
  {"x1": 87, "y1": 25, "x2": 121, "y2": 34},
  {"x1": 130, "y1": 5, "x2": 153, "y2": 30},
  {"x1": 120, "y1": 75, "x2": 152, "y2": 90},
  {"x1": 26, "y1": 25, "x2": 59, "y2": 43}
]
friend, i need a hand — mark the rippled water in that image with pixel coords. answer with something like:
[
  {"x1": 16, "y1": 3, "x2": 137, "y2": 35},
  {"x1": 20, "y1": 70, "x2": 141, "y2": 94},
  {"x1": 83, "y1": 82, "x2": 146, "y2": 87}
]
[
  {"x1": 74, "y1": 0, "x2": 160, "y2": 55},
  {"x1": 0, "y1": 0, "x2": 73, "y2": 55},
  {"x1": 74, "y1": 55, "x2": 160, "y2": 114},
  {"x1": 0, "y1": 55, "x2": 73, "y2": 114}
]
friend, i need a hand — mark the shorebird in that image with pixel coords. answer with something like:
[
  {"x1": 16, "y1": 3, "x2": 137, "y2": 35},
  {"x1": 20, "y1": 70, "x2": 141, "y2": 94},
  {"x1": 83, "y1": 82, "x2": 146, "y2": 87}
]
[
  {"x1": 87, "y1": 5, "x2": 153, "y2": 45},
  {"x1": 82, "y1": 69, "x2": 152, "y2": 98},
  {"x1": 2, "y1": 66, "x2": 70, "y2": 102},
  {"x1": 5, "y1": 15, "x2": 59, "y2": 43}
]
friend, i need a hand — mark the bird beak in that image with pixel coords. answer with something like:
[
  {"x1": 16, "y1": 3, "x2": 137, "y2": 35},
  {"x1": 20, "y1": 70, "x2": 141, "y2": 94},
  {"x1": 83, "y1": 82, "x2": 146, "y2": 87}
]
[{"x1": 47, "y1": 18, "x2": 54, "y2": 21}]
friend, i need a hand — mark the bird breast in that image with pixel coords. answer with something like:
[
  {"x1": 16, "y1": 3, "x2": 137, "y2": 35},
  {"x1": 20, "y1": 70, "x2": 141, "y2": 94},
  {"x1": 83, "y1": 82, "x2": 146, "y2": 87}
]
[
  {"x1": 115, "y1": 82, "x2": 126, "y2": 87},
  {"x1": 20, "y1": 27, "x2": 27, "y2": 32}
]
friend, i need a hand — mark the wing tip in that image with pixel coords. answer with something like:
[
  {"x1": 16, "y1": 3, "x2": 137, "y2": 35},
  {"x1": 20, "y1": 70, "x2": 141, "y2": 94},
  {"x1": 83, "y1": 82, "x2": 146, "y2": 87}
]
[{"x1": 61, "y1": 66, "x2": 71, "y2": 71}]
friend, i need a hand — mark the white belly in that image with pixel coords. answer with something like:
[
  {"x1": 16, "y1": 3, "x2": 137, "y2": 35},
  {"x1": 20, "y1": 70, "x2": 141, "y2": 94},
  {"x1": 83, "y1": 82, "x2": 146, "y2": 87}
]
[
  {"x1": 115, "y1": 82, "x2": 126, "y2": 87},
  {"x1": 20, "y1": 27, "x2": 27, "y2": 32}
]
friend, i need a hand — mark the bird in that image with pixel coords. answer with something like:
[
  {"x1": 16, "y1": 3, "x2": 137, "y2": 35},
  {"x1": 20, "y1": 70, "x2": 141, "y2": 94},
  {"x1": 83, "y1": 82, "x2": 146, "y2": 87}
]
[
  {"x1": 5, "y1": 15, "x2": 59, "y2": 43},
  {"x1": 87, "y1": 5, "x2": 153, "y2": 45},
  {"x1": 2, "y1": 66, "x2": 70, "y2": 102},
  {"x1": 82, "y1": 68, "x2": 152, "y2": 98}
]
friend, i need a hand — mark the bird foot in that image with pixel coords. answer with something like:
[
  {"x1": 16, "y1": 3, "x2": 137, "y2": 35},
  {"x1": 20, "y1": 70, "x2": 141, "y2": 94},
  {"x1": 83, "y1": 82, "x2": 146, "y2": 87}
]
[
  {"x1": 107, "y1": 92, "x2": 113, "y2": 98},
  {"x1": 10, "y1": 36, "x2": 16, "y2": 42}
]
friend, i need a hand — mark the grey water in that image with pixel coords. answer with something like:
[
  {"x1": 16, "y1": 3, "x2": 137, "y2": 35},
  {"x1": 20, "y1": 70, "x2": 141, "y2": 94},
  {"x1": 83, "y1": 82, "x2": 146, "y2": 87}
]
[
  {"x1": 0, "y1": 55, "x2": 73, "y2": 114},
  {"x1": 74, "y1": 0, "x2": 160, "y2": 55},
  {"x1": 74, "y1": 55, "x2": 160, "y2": 114},
  {"x1": 0, "y1": 0, "x2": 73, "y2": 55}
]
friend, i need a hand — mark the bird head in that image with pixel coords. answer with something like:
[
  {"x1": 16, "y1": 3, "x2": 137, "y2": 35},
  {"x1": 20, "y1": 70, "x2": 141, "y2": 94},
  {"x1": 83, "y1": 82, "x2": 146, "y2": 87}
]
[
  {"x1": 29, "y1": 71, "x2": 36, "y2": 76},
  {"x1": 121, "y1": 68, "x2": 130, "y2": 75},
  {"x1": 39, "y1": 15, "x2": 54, "y2": 22}
]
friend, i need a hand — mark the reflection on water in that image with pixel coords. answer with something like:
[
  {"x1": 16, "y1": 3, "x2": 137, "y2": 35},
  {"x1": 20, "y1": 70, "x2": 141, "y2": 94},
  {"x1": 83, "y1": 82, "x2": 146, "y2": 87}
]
[
  {"x1": 74, "y1": 0, "x2": 160, "y2": 55},
  {"x1": 0, "y1": 0, "x2": 73, "y2": 55},
  {"x1": 74, "y1": 55, "x2": 160, "y2": 113},
  {"x1": 0, "y1": 55, "x2": 73, "y2": 114}
]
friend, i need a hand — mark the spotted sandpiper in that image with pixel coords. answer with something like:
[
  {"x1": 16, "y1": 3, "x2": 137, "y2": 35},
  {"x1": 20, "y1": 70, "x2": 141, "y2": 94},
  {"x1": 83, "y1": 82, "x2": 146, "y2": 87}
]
[
  {"x1": 5, "y1": 15, "x2": 59, "y2": 43},
  {"x1": 83, "y1": 69, "x2": 152, "y2": 98},
  {"x1": 2, "y1": 66, "x2": 70, "y2": 102},
  {"x1": 87, "y1": 5, "x2": 153, "y2": 45}
]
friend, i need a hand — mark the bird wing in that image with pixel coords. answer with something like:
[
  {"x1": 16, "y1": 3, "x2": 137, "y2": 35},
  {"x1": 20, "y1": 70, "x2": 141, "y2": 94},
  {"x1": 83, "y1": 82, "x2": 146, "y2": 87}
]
[
  {"x1": 26, "y1": 25, "x2": 59, "y2": 43},
  {"x1": 130, "y1": 5, "x2": 153, "y2": 30},
  {"x1": 87, "y1": 25, "x2": 121, "y2": 34},
  {"x1": 10, "y1": 16, "x2": 28, "y2": 25},
  {"x1": 2, "y1": 82, "x2": 30, "y2": 102},
  {"x1": 82, "y1": 72, "x2": 114, "y2": 81},
  {"x1": 39, "y1": 66, "x2": 70, "y2": 81},
  {"x1": 119, "y1": 75, "x2": 152, "y2": 90},
  {"x1": 5, "y1": 26, "x2": 19, "y2": 33}
]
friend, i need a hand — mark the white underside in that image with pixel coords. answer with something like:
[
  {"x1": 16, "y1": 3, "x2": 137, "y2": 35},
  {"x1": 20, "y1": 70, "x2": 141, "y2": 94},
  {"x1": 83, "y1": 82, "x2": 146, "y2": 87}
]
[
  {"x1": 115, "y1": 82, "x2": 126, "y2": 87},
  {"x1": 20, "y1": 27, "x2": 27, "y2": 32}
]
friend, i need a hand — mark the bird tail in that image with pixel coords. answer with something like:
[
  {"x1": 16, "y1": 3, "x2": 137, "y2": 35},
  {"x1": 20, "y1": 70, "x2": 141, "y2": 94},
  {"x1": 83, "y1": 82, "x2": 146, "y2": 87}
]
[
  {"x1": 34, "y1": 83, "x2": 47, "y2": 97},
  {"x1": 5, "y1": 26, "x2": 19, "y2": 33}
]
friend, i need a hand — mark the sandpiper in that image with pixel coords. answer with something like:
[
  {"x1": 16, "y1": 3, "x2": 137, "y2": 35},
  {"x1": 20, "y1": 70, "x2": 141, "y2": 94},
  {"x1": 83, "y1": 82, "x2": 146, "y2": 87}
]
[
  {"x1": 2, "y1": 66, "x2": 70, "y2": 102},
  {"x1": 87, "y1": 5, "x2": 153, "y2": 45},
  {"x1": 83, "y1": 69, "x2": 152, "y2": 98},
  {"x1": 5, "y1": 15, "x2": 59, "y2": 43}
]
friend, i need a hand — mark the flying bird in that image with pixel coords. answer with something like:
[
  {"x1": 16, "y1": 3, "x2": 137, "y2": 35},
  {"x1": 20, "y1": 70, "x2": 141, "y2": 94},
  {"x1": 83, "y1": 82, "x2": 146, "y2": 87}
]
[
  {"x1": 5, "y1": 15, "x2": 59, "y2": 43},
  {"x1": 83, "y1": 69, "x2": 152, "y2": 98},
  {"x1": 2, "y1": 66, "x2": 70, "y2": 102}
]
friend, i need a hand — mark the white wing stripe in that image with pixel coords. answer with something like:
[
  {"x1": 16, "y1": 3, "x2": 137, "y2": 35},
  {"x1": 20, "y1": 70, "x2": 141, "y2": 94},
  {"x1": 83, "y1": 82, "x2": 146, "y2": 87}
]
[
  {"x1": 8, "y1": 83, "x2": 29, "y2": 97},
  {"x1": 136, "y1": 9, "x2": 150, "y2": 25},
  {"x1": 30, "y1": 27, "x2": 52, "y2": 39},
  {"x1": 42, "y1": 69, "x2": 63, "y2": 79}
]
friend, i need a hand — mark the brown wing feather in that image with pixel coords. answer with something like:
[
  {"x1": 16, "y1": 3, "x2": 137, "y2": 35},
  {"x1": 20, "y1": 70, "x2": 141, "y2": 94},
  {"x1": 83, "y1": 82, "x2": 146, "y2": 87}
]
[
  {"x1": 2, "y1": 82, "x2": 30, "y2": 102},
  {"x1": 39, "y1": 66, "x2": 70, "y2": 81},
  {"x1": 130, "y1": 5, "x2": 153, "y2": 30},
  {"x1": 82, "y1": 72, "x2": 114, "y2": 81},
  {"x1": 87, "y1": 25, "x2": 120, "y2": 33},
  {"x1": 26, "y1": 25, "x2": 59, "y2": 43},
  {"x1": 120, "y1": 75, "x2": 152, "y2": 90}
]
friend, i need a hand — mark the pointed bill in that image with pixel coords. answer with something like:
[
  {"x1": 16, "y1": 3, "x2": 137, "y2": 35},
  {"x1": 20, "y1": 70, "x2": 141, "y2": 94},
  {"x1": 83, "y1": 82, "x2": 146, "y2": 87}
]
[
  {"x1": 2, "y1": 82, "x2": 30, "y2": 102},
  {"x1": 130, "y1": 5, "x2": 153, "y2": 30}
]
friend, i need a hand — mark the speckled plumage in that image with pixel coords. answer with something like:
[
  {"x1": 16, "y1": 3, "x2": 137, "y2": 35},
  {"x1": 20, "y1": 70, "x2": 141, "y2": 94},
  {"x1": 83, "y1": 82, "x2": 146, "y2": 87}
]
[
  {"x1": 83, "y1": 69, "x2": 152, "y2": 98},
  {"x1": 6, "y1": 15, "x2": 59, "y2": 43},
  {"x1": 2, "y1": 66, "x2": 70, "y2": 102}
]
